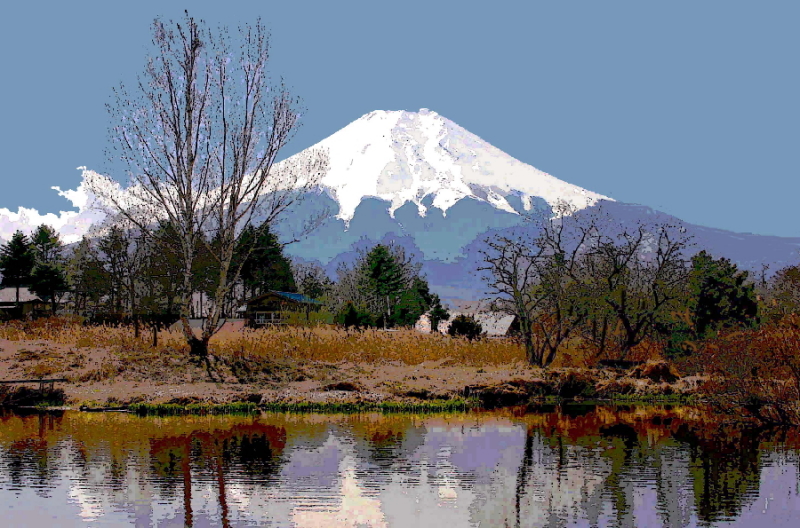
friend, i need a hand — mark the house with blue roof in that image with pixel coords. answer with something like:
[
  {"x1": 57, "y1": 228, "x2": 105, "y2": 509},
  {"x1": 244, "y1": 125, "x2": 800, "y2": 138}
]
[{"x1": 244, "y1": 290, "x2": 325, "y2": 327}]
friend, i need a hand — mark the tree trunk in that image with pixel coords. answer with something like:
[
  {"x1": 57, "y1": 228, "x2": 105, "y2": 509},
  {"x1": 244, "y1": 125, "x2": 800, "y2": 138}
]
[
  {"x1": 188, "y1": 335, "x2": 209, "y2": 359},
  {"x1": 522, "y1": 329, "x2": 541, "y2": 368}
]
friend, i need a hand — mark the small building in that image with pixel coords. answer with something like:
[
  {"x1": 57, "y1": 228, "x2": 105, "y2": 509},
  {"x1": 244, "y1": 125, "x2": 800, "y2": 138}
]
[
  {"x1": 0, "y1": 287, "x2": 48, "y2": 318},
  {"x1": 244, "y1": 291, "x2": 325, "y2": 327},
  {"x1": 416, "y1": 307, "x2": 518, "y2": 337}
]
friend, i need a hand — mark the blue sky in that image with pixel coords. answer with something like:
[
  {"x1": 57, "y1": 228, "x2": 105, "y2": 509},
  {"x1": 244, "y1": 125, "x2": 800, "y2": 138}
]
[{"x1": 0, "y1": 0, "x2": 797, "y2": 237}]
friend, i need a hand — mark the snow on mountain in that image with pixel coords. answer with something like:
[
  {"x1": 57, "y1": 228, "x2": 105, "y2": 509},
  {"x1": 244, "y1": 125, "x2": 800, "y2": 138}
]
[{"x1": 277, "y1": 109, "x2": 612, "y2": 225}]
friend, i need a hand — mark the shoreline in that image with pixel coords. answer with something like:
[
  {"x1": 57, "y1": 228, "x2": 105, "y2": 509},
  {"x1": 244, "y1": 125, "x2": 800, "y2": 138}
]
[{"x1": 0, "y1": 333, "x2": 704, "y2": 414}]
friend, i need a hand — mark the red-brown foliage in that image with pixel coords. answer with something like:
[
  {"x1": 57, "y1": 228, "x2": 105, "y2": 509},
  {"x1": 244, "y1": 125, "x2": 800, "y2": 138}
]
[{"x1": 701, "y1": 315, "x2": 800, "y2": 425}]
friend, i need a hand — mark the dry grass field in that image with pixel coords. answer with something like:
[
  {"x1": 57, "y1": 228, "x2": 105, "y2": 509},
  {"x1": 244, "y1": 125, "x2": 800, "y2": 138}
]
[{"x1": 0, "y1": 317, "x2": 701, "y2": 409}]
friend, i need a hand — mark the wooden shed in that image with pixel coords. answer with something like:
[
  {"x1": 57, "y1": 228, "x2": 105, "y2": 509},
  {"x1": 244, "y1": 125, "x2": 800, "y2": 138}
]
[{"x1": 244, "y1": 291, "x2": 325, "y2": 327}]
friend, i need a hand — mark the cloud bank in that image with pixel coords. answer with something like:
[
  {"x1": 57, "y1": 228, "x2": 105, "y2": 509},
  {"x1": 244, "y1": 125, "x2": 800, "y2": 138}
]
[{"x1": 0, "y1": 167, "x2": 108, "y2": 244}]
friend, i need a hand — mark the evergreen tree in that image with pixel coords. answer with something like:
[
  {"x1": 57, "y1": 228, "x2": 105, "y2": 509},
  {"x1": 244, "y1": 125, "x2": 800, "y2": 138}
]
[
  {"x1": 448, "y1": 314, "x2": 483, "y2": 341},
  {"x1": 30, "y1": 264, "x2": 69, "y2": 315},
  {"x1": 337, "y1": 302, "x2": 373, "y2": 330},
  {"x1": 428, "y1": 294, "x2": 450, "y2": 334},
  {"x1": 0, "y1": 231, "x2": 35, "y2": 312},
  {"x1": 389, "y1": 275, "x2": 433, "y2": 327},
  {"x1": 97, "y1": 226, "x2": 131, "y2": 314},
  {"x1": 237, "y1": 223, "x2": 296, "y2": 297},
  {"x1": 768, "y1": 265, "x2": 800, "y2": 318},
  {"x1": 146, "y1": 222, "x2": 184, "y2": 316},
  {"x1": 29, "y1": 225, "x2": 68, "y2": 315},
  {"x1": 30, "y1": 225, "x2": 62, "y2": 264},
  {"x1": 365, "y1": 244, "x2": 405, "y2": 328},
  {"x1": 688, "y1": 250, "x2": 758, "y2": 336}
]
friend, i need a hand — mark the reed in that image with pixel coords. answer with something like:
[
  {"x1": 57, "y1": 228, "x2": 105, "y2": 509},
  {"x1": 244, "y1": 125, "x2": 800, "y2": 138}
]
[
  {"x1": 603, "y1": 393, "x2": 699, "y2": 404},
  {"x1": 129, "y1": 402, "x2": 259, "y2": 416}
]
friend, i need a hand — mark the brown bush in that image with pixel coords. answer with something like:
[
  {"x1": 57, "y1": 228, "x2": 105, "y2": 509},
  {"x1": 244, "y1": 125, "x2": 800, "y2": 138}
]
[
  {"x1": 702, "y1": 316, "x2": 800, "y2": 425},
  {"x1": 322, "y1": 381, "x2": 364, "y2": 392},
  {"x1": 628, "y1": 360, "x2": 681, "y2": 383},
  {"x1": 549, "y1": 370, "x2": 598, "y2": 398}
]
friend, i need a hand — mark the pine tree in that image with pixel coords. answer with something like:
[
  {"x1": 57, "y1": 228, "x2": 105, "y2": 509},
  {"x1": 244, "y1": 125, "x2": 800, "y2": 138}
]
[
  {"x1": 30, "y1": 264, "x2": 69, "y2": 315},
  {"x1": 30, "y1": 225, "x2": 62, "y2": 264},
  {"x1": 365, "y1": 244, "x2": 405, "y2": 328},
  {"x1": 29, "y1": 225, "x2": 68, "y2": 315},
  {"x1": 688, "y1": 250, "x2": 758, "y2": 337},
  {"x1": 237, "y1": 223, "x2": 296, "y2": 297},
  {"x1": 448, "y1": 314, "x2": 483, "y2": 341},
  {"x1": 0, "y1": 231, "x2": 35, "y2": 312},
  {"x1": 428, "y1": 294, "x2": 450, "y2": 334}
]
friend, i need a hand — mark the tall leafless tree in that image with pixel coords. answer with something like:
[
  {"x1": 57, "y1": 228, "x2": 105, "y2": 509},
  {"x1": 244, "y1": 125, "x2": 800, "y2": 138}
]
[
  {"x1": 585, "y1": 223, "x2": 691, "y2": 357},
  {"x1": 483, "y1": 202, "x2": 692, "y2": 366},
  {"x1": 480, "y1": 202, "x2": 594, "y2": 367},
  {"x1": 89, "y1": 12, "x2": 328, "y2": 361}
]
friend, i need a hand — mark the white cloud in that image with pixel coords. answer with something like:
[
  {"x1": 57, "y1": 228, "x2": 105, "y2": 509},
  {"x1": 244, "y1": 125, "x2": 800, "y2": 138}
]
[{"x1": 0, "y1": 167, "x2": 108, "y2": 245}]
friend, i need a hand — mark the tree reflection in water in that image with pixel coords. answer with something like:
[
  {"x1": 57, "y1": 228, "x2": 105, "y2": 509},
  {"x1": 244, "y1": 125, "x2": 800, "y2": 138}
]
[{"x1": 0, "y1": 408, "x2": 798, "y2": 526}]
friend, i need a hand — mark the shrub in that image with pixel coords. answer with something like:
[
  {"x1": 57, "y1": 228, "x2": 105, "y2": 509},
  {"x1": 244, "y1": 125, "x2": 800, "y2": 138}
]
[
  {"x1": 448, "y1": 315, "x2": 483, "y2": 341},
  {"x1": 703, "y1": 315, "x2": 800, "y2": 425},
  {"x1": 336, "y1": 303, "x2": 374, "y2": 329}
]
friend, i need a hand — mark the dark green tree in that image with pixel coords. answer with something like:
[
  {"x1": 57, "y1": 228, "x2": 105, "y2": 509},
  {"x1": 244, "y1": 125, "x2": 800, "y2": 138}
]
[
  {"x1": 97, "y1": 226, "x2": 130, "y2": 313},
  {"x1": 688, "y1": 250, "x2": 758, "y2": 337},
  {"x1": 30, "y1": 225, "x2": 62, "y2": 264},
  {"x1": 428, "y1": 294, "x2": 450, "y2": 334},
  {"x1": 29, "y1": 225, "x2": 68, "y2": 315},
  {"x1": 389, "y1": 275, "x2": 433, "y2": 327},
  {"x1": 0, "y1": 231, "x2": 35, "y2": 312},
  {"x1": 337, "y1": 302, "x2": 374, "y2": 330},
  {"x1": 448, "y1": 314, "x2": 483, "y2": 341},
  {"x1": 365, "y1": 244, "x2": 405, "y2": 328},
  {"x1": 237, "y1": 224, "x2": 296, "y2": 297},
  {"x1": 30, "y1": 264, "x2": 69, "y2": 315}
]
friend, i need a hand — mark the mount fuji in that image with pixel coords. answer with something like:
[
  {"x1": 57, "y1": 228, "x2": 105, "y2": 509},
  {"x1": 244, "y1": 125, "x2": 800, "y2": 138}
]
[{"x1": 271, "y1": 108, "x2": 800, "y2": 300}]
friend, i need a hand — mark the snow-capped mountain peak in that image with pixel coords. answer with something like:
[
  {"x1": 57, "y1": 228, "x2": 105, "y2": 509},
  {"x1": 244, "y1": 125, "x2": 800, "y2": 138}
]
[{"x1": 278, "y1": 108, "x2": 612, "y2": 224}]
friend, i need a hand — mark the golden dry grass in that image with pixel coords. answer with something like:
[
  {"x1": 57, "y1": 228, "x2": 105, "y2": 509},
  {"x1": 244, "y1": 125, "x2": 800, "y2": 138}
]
[
  {"x1": 0, "y1": 318, "x2": 530, "y2": 366},
  {"x1": 208, "y1": 326, "x2": 527, "y2": 366},
  {"x1": 0, "y1": 317, "x2": 668, "y2": 369}
]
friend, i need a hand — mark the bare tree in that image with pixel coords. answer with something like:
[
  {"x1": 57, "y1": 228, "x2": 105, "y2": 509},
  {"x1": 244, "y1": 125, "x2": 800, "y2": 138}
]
[
  {"x1": 482, "y1": 202, "x2": 692, "y2": 366},
  {"x1": 480, "y1": 202, "x2": 594, "y2": 367},
  {"x1": 97, "y1": 224, "x2": 149, "y2": 337},
  {"x1": 89, "y1": 12, "x2": 328, "y2": 361},
  {"x1": 584, "y1": 223, "x2": 692, "y2": 357}
]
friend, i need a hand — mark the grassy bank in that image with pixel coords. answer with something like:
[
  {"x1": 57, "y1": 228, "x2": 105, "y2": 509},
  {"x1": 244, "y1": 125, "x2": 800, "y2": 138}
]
[{"x1": 0, "y1": 318, "x2": 710, "y2": 415}]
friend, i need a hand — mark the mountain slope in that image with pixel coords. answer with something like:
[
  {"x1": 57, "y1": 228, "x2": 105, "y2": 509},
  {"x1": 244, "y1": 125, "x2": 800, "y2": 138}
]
[
  {"x1": 276, "y1": 109, "x2": 611, "y2": 225},
  {"x1": 271, "y1": 109, "x2": 799, "y2": 300}
]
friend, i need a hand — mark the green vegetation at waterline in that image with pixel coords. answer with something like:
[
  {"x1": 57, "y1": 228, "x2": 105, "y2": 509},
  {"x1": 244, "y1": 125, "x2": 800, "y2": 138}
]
[{"x1": 128, "y1": 402, "x2": 259, "y2": 416}]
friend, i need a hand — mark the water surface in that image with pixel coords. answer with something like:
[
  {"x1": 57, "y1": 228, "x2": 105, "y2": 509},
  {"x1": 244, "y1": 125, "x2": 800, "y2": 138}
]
[{"x1": 0, "y1": 406, "x2": 799, "y2": 527}]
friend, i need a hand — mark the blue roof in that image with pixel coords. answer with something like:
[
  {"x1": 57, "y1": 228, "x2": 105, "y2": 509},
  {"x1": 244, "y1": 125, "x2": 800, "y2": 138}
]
[{"x1": 256, "y1": 291, "x2": 325, "y2": 305}]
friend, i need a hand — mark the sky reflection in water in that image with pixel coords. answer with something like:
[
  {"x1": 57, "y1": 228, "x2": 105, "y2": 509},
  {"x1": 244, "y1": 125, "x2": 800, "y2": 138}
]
[{"x1": 0, "y1": 406, "x2": 799, "y2": 527}]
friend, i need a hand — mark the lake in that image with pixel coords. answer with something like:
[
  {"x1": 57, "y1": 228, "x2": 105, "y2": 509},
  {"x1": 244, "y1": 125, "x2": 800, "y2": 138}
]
[{"x1": 0, "y1": 405, "x2": 798, "y2": 527}]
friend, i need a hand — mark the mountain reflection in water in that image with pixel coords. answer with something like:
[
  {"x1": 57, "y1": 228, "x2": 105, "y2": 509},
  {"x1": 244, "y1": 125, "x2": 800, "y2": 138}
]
[{"x1": 0, "y1": 406, "x2": 799, "y2": 527}]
